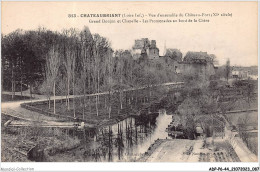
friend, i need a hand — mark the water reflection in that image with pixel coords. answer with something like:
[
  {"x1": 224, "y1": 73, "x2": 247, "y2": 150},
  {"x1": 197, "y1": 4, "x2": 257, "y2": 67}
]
[{"x1": 83, "y1": 109, "x2": 172, "y2": 162}]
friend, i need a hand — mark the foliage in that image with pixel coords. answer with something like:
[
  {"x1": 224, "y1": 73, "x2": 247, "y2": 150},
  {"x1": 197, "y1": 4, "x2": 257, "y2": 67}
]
[
  {"x1": 183, "y1": 51, "x2": 214, "y2": 63},
  {"x1": 224, "y1": 59, "x2": 231, "y2": 81},
  {"x1": 177, "y1": 97, "x2": 200, "y2": 139},
  {"x1": 165, "y1": 49, "x2": 182, "y2": 61}
]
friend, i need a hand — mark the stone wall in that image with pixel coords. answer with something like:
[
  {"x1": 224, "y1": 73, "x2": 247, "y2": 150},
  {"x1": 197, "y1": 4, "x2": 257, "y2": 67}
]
[
  {"x1": 148, "y1": 48, "x2": 159, "y2": 59},
  {"x1": 178, "y1": 62, "x2": 215, "y2": 80}
]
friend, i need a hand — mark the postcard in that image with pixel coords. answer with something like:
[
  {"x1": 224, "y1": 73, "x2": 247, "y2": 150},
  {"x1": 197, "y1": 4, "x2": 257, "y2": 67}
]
[{"x1": 1, "y1": 1, "x2": 259, "y2": 171}]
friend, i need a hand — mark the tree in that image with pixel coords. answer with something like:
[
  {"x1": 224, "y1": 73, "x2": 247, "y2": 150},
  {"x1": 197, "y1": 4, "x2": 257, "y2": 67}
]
[
  {"x1": 232, "y1": 79, "x2": 256, "y2": 107},
  {"x1": 114, "y1": 50, "x2": 129, "y2": 110},
  {"x1": 92, "y1": 34, "x2": 111, "y2": 116},
  {"x1": 237, "y1": 114, "x2": 250, "y2": 148},
  {"x1": 46, "y1": 46, "x2": 60, "y2": 114},
  {"x1": 92, "y1": 37, "x2": 100, "y2": 116},
  {"x1": 2, "y1": 30, "x2": 24, "y2": 99},
  {"x1": 177, "y1": 97, "x2": 200, "y2": 139},
  {"x1": 41, "y1": 72, "x2": 53, "y2": 109},
  {"x1": 165, "y1": 49, "x2": 182, "y2": 61},
  {"x1": 245, "y1": 81, "x2": 255, "y2": 107},
  {"x1": 107, "y1": 48, "x2": 114, "y2": 118},
  {"x1": 62, "y1": 29, "x2": 78, "y2": 111},
  {"x1": 225, "y1": 59, "x2": 231, "y2": 82},
  {"x1": 183, "y1": 51, "x2": 212, "y2": 63},
  {"x1": 79, "y1": 26, "x2": 93, "y2": 119},
  {"x1": 2, "y1": 28, "x2": 61, "y2": 100},
  {"x1": 209, "y1": 54, "x2": 219, "y2": 65}
]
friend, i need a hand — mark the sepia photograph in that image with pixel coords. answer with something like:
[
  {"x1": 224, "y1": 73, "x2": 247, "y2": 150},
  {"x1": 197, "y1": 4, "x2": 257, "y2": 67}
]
[{"x1": 0, "y1": 1, "x2": 259, "y2": 171}]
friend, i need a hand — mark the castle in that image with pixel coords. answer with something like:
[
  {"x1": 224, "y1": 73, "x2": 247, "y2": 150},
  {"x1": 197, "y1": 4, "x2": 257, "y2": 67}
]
[
  {"x1": 131, "y1": 38, "x2": 216, "y2": 80},
  {"x1": 132, "y1": 38, "x2": 159, "y2": 60}
]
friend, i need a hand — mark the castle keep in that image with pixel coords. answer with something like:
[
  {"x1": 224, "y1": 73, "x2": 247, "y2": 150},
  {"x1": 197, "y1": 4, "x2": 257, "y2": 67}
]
[{"x1": 132, "y1": 38, "x2": 159, "y2": 60}]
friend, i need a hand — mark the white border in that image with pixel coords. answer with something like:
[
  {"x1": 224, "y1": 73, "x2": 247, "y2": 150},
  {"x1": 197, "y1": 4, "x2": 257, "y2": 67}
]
[
  {"x1": 1, "y1": 162, "x2": 260, "y2": 172},
  {"x1": 0, "y1": 0, "x2": 259, "y2": 171}
]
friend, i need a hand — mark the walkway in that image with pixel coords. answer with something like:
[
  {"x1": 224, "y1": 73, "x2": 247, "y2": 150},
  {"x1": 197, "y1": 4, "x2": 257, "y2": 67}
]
[
  {"x1": 146, "y1": 139, "x2": 202, "y2": 162},
  {"x1": 2, "y1": 82, "x2": 184, "y2": 127}
]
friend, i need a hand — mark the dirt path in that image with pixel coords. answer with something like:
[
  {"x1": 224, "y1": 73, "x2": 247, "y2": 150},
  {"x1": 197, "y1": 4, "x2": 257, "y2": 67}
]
[
  {"x1": 1, "y1": 93, "x2": 77, "y2": 126},
  {"x1": 2, "y1": 101, "x2": 58, "y2": 122}
]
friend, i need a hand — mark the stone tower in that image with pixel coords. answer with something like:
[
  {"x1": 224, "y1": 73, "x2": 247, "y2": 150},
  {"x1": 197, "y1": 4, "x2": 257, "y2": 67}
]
[{"x1": 132, "y1": 38, "x2": 159, "y2": 60}]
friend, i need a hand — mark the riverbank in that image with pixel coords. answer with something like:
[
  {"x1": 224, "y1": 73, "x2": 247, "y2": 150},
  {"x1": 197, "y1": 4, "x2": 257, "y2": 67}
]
[
  {"x1": 42, "y1": 111, "x2": 172, "y2": 162},
  {"x1": 1, "y1": 125, "x2": 81, "y2": 162}
]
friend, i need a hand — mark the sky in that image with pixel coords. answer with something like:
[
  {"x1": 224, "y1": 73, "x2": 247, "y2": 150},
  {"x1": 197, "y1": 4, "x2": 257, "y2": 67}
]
[{"x1": 1, "y1": 1, "x2": 258, "y2": 66}]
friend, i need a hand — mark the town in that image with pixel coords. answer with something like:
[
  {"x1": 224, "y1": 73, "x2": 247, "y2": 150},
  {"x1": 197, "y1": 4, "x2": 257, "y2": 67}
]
[{"x1": 1, "y1": 27, "x2": 258, "y2": 163}]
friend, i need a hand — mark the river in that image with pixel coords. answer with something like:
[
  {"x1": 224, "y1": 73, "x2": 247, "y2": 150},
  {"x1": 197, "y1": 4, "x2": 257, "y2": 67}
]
[{"x1": 52, "y1": 110, "x2": 172, "y2": 162}]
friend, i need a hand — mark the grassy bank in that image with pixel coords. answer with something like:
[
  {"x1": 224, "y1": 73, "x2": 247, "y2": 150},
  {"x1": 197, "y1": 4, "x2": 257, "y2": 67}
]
[{"x1": 24, "y1": 87, "x2": 170, "y2": 127}]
